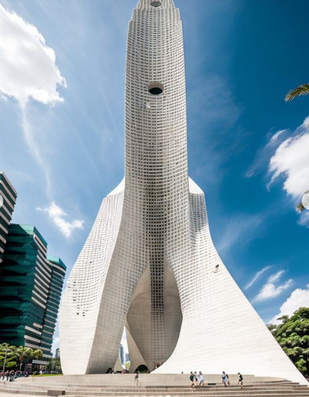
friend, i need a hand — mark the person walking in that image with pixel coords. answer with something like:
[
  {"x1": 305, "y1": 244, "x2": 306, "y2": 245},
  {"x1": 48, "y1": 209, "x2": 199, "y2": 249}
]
[
  {"x1": 189, "y1": 372, "x2": 196, "y2": 390},
  {"x1": 222, "y1": 371, "x2": 228, "y2": 387},
  {"x1": 134, "y1": 371, "x2": 140, "y2": 386},
  {"x1": 238, "y1": 373, "x2": 244, "y2": 389},
  {"x1": 194, "y1": 372, "x2": 198, "y2": 386},
  {"x1": 226, "y1": 373, "x2": 230, "y2": 386},
  {"x1": 198, "y1": 372, "x2": 204, "y2": 386}
]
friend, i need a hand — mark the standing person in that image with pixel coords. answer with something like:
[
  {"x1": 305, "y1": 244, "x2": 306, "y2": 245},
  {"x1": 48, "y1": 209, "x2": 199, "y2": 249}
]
[
  {"x1": 222, "y1": 371, "x2": 228, "y2": 387},
  {"x1": 198, "y1": 372, "x2": 204, "y2": 386},
  {"x1": 134, "y1": 371, "x2": 140, "y2": 386},
  {"x1": 189, "y1": 372, "x2": 196, "y2": 390},
  {"x1": 238, "y1": 373, "x2": 243, "y2": 389},
  {"x1": 226, "y1": 373, "x2": 230, "y2": 386},
  {"x1": 194, "y1": 371, "x2": 198, "y2": 386}
]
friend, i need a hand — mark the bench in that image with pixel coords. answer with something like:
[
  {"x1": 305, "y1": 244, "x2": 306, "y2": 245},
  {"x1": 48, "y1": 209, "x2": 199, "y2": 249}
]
[{"x1": 47, "y1": 390, "x2": 65, "y2": 396}]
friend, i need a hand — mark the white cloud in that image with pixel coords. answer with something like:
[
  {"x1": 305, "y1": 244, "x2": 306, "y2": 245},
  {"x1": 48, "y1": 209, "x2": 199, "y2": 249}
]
[
  {"x1": 254, "y1": 279, "x2": 293, "y2": 302},
  {"x1": 217, "y1": 214, "x2": 264, "y2": 253},
  {"x1": 270, "y1": 284, "x2": 309, "y2": 324},
  {"x1": 268, "y1": 118, "x2": 309, "y2": 197},
  {"x1": 0, "y1": 2, "x2": 66, "y2": 105},
  {"x1": 0, "y1": 2, "x2": 67, "y2": 202},
  {"x1": 21, "y1": 106, "x2": 53, "y2": 197},
  {"x1": 267, "y1": 270, "x2": 285, "y2": 283},
  {"x1": 249, "y1": 117, "x2": 309, "y2": 226},
  {"x1": 245, "y1": 265, "x2": 272, "y2": 290},
  {"x1": 37, "y1": 202, "x2": 84, "y2": 238},
  {"x1": 254, "y1": 270, "x2": 293, "y2": 302},
  {"x1": 298, "y1": 211, "x2": 309, "y2": 228},
  {"x1": 269, "y1": 130, "x2": 286, "y2": 146},
  {"x1": 246, "y1": 130, "x2": 289, "y2": 178}
]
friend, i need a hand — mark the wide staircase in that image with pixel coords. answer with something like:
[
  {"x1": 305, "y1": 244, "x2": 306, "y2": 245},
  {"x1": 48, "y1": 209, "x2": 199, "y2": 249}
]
[{"x1": 0, "y1": 374, "x2": 308, "y2": 397}]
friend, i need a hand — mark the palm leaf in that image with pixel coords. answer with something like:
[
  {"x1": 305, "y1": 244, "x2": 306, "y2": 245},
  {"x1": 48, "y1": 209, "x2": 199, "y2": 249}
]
[
  {"x1": 296, "y1": 202, "x2": 305, "y2": 212},
  {"x1": 285, "y1": 83, "x2": 309, "y2": 102}
]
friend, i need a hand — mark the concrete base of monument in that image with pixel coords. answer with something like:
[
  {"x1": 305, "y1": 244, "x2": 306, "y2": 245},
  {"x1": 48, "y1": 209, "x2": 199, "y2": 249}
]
[{"x1": 0, "y1": 374, "x2": 308, "y2": 397}]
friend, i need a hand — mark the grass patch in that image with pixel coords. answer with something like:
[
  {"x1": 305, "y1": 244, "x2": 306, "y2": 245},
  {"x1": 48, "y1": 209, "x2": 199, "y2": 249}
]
[{"x1": 32, "y1": 374, "x2": 63, "y2": 377}]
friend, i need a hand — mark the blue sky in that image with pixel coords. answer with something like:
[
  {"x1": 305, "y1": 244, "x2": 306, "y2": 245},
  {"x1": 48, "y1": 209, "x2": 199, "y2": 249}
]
[{"x1": 0, "y1": 0, "x2": 309, "y2": 353}]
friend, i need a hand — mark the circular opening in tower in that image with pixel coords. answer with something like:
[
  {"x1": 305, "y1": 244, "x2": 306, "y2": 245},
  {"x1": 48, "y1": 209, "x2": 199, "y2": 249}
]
[
  {"x1": 151, "y1": 1, "x2": 162, "y2": 7},
  {"x1": 148, "y1": 83, "x2": 164, "y2": 95}
]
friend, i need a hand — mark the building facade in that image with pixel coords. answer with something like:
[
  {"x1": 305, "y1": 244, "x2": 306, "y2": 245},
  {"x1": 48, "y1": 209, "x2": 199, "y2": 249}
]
[
  {"x1": 0, "y1": 172, "x2": 17, "y2": 264},
  {"x1": 119, "y1": 345, "x2": 124, "y2": 366},
  {"x1": 59, "y1": 0, "x2": 307, "y2": 384},
  {"x1": 0, "y1": 224, "x2": 66, "y2": 366},
  {"x1": 55, "y1": 348, "x2": 60, "y2": 360}
]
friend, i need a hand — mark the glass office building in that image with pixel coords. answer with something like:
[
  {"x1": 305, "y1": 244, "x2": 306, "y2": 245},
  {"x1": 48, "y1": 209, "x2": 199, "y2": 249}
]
[
  {"x1": 0, "y1": 224, "x2": 66, "y2": 366},
  {"x1": 0, "y1": 172, "x2": 17, "y2": 264}
]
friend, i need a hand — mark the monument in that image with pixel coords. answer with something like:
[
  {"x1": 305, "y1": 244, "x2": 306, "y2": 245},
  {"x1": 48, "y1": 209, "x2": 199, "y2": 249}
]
[{"x1": 59, "y1": 0, "x2": 306, "y2": 385}]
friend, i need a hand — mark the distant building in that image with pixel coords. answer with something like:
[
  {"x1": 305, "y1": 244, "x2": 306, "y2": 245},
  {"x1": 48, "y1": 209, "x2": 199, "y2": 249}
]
[
  {"x1": 125, "y1": 353, "x2": 130, "y2": 363},
  {"x1": 0, "y1": 224, "x2": 66, "y2": 366},
  {"x1": 119, "y1": 344, "x2": 124, "y2": 365},
  {"x1": 55, "y1": 348, "x2": 60, "y2": 360},
  {"x1": 0, "y1": 172, "x2": 17, "y2": 264}
]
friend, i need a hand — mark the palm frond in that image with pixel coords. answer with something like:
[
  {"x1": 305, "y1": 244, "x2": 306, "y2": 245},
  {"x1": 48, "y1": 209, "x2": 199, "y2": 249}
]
[
  {"x1": 285, "y1": 83, "x2": 309, "y2": 102},
  {"x1": 296, "y1": 202, "x2": 305, "y2": 212}
]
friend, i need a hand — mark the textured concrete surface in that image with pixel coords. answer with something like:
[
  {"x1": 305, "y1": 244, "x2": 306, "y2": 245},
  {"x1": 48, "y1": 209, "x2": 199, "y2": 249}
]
[
  {"x1": 59, "y1": 0, "x2": 307, "y2": 386},
  {"x1": 0, "y1": 375, "x2": 308, "y2": 397}
]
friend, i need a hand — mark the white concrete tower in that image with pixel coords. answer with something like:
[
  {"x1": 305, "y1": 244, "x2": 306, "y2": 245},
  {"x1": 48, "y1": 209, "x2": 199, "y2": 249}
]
[{"x1": 59, "y1": 0, "x2": 307, "y2": 384}]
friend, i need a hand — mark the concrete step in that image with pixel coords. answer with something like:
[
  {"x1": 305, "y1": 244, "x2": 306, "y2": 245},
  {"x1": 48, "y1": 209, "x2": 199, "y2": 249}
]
[
  {"x1": 64, "y1": 393, "x2": 309, "y2": 396},
  {"x1": 2, "y1": 387, "x2": 309, "y2": 394},
  {"x1": 1, "y1": 385, "x2": 309, "y2": 391},
  {"x1": 65, "y1": 391, "x2": 309, "y2": 397},
  {"x1": 12, "y1": 385, "x2": 302, "y2": 390},
  {"x1": 63, "y1": 389, "x2": 309, "y2": 397},
  {"x1": 5, "y1": 383, "x2": 306, "y2": 389},
  {"x1": 1, "y1": 377, "x2": 308, "y2": 397},
  {"x1": 13, "y1": 375, "x2": 289, "y2": 388},
  {"x1": 64, "y1": 391, "x2": 309, "y2": 395}
]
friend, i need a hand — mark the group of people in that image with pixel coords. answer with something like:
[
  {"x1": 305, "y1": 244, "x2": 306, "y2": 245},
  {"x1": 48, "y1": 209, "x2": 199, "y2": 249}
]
[
  {"x1": 1, "y1": 370, "x2": 17, "y2": 382},
  {"x1": 189, "y1": 371, "x2": 244, "y2": 389},
  {"x1": 1, "y1": 371, "x2": 13, "y2": 382},
  {"x1": 189, "y1": 371, "x2": 205, "y2": 389},
  {"x1": 221, "y1": 371, "x2": 244, "y2": 389},
  {"x1": 0, "y1": 370, "x2": 28, "y2": 382}
]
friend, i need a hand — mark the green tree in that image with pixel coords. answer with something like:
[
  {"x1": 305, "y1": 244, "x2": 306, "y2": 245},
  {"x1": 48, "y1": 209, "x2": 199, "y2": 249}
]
[
  {"x1": 46, "y1": 357, "x2": 62, "y2": 374},
  {"x1": 15, "y1": 346, "x2": 32, "y2": 371},
  {"x1": 0, "y1": 344, "x2": 43, "y2": 371},
  {"x1": 0, "y1": 344, "x2": 17, "y2": 371},
  {"x1": 268, "y1": 307, "x2": 309, "y2": 376},
  {"x1": 285, "y1": 83, "x2": 309, "y2": 102}
]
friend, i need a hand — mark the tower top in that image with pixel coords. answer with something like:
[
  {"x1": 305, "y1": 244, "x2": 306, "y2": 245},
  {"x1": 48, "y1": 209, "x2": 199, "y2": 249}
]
[{"x1": 137, "y1": 0, "x2": 175, "y2": 9}]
